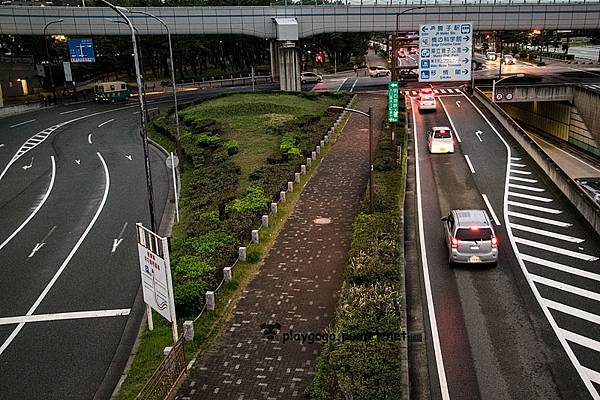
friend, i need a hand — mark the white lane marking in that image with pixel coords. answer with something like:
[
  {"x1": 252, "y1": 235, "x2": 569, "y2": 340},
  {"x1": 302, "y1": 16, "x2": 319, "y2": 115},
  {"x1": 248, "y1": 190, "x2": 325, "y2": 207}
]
[
  {"x1": 411, "y1": 97, "x2": 451, "y2": 400},
  {"x1": 464, "y1": 155, "x2": 476, "y2": 174},
  {"x1": 514, "y1": 237, "x2": 598, "y2": 261},
  {"x1": 561, "y1": 329, "x2": 600, "y2": 353},
  {"x1": 0, "y1": 309, "x2": 131, "y2": 326},
  {"x1": 511, "y1": 223, "x2": 584, "y2": 243},
  {"x1": 482, "y1": 194, "x2": 501, "y2": 226},
  {"x1": 511, "y1": 157, "x2": 521, "y2": 161},
  {"x1": 464, "y1": 94, "x2": 600, "y2": 400},
  {"x1": 438, "y1": 97, "x2": 462, "y2": 143},
  {"x1": 0, "y1": 157, "x2": 56, "y2": 253},
  {"x1": 27, "y1": 226, "x2": 57, "y2": 258},
  {"x1": 583, "y1": 367, "x2": 600, "y2": 385},
  {"x1": 508, "y1": 191, "x2": 553, "y2": 203},
  {"x1": 508, "y1": 183, "x2": 545, "y2": 192},
  {"x1": 59, "y1": 107, "x2": 87, "y2": 115},
  {"x1": 567, "y1": 67, "x2": 600, "y2": 77},
  {"x1": 97, "y1": 118, "x2": 115, "y2": 128},
  {"x1": 22, "y1": 157, "x2": 34, "y2": 170},
  {"x1": 9, "y1": 119, "x2": 35, "y2": 128},
  {"x1": 75, "y1": 159, "x2": 81, "y2": 166},
  {"x1": 440, "y1": 89, "x2": 447, "y2": 94},
  {"x1": 456, "y1": 100, "x2": 461, "y2": 107},
  {"x1": 532, "y1": 134, "x2": 600, "y2": 174},
  {"x1": 522, "y1": 254, "x2": 600, "y2": 282},
  {"x1": 0, "y1": 144, "x2": 4, "y2": 148},
  {"x1": 125, "y1": 154, "x2": 132, "y2": 161},
  {"x1": 411, "y1": 90, "x2": 418, "y2": 96},
  {"x1": 350, "y1": 79, "x2": 358, "y2": 92},
  {"x1": 510, "y1": 170, "x2": 532, "y2": 175},
  {"x1": 531, "y1": 274, "x2": 600, "y2": 302},
  {"x1": 112, "y1": 222, "x2": 128, "y2": 253},
  {"x1": 508, "y1": 211, "x2": 571, "y2": 227},
  {"x1": 88, "y1": 132, "x2": 93, "y2": 144},
  {"x1": 337, "y1": 78, "x2": 348, "y2": 91},
  {"x1": 0, "y1": 152, "x2": 110, "y2": 356},
  {"x1": 507, "y1": 200, "x2": 562, "y2": 214},
  {"x1": 545, "y1": 299, "x2": 600, "y2": 325},
  {"x1": 510, "y1": 176, "x2": 538, "y2": 183},
  {"x1": 475, "y1": 130, "x2": 483, "y2": 142}
]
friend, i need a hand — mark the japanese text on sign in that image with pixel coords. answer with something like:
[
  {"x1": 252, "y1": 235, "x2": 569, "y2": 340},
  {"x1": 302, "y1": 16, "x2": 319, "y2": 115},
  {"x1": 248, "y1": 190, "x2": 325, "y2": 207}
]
[{"x1": 418, "y1": 23, "x2": 472, "y2": 83}]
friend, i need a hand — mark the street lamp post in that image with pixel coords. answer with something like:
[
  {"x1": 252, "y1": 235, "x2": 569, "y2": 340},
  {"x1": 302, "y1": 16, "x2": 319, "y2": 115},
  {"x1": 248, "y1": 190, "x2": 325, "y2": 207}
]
[
  {"x1": 328, "y1": 105, "x2": 373, "y2": 213},
  {"x1": 100, "y1": 0, "x2": 157, "y2": 235},
  {"x1": 127, "y1": 9, "x2": 182, "y2": 161},
  {"x1": 492, "y1": 73, "x2": 524, "y2": 103},
  {"x1": 393, "y1": 7, "x2": 424, "y2": 82},
  {"x1": 43, "y1": 19, "x2": 63, "y2": 104}
]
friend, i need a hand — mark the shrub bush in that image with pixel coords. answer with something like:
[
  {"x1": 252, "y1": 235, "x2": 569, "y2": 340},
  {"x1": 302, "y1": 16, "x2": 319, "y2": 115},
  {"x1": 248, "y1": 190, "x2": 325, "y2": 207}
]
[{"x1": 224, "y1": 140, "x2": 239, "y2": 155}]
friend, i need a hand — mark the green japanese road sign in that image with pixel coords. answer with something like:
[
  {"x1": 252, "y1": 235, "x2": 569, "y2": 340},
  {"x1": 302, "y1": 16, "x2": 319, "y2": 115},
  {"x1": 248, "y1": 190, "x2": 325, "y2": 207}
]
[{"x1": 388, "y1": 82, "x2": 399, "y2": 123}]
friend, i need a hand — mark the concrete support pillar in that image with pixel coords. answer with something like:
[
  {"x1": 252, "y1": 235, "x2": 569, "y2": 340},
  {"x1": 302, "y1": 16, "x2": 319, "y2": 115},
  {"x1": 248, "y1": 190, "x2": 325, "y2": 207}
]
[
  {"x1": 278, "y1": 43, "x2": 301, "y2": 92},
  {"x1": 270, "y1": 40, "x2": 280, "y2": 82}
]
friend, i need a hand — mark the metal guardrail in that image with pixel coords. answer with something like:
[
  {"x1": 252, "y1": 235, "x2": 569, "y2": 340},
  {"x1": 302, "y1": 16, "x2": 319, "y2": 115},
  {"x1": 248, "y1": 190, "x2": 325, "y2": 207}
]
[
  {"x1": 270, "y1": 0, "x2": 600, "y2": 4},
  {"x1": 473, "y1": 87, "x2": 600, "y2": 237},
  {"x1": 135, "y1": 338, "x2": 187, "y2": 400}
]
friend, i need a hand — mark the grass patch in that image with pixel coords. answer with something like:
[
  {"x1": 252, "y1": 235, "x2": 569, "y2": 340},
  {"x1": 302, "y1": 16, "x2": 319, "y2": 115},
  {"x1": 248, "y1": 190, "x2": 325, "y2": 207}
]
[
  {"x1": 116, "y1": 92, "x2": 354, "y2": 398},
  {"x1": 306, "y1": 97, "x2": 407, "y2": 400}
]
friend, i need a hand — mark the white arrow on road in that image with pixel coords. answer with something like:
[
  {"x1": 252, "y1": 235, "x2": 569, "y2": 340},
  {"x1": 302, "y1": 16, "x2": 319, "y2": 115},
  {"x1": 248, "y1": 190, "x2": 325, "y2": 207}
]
[
  {"x1": 0, "y1": 144, "x2": 4, "y2": 148},
  {"x1": 456, "y1": 101, "x2": 461, "y2": 108},
  {"x1": 112, "y1": 222, "x2": 128, "y2": 253},
  {"x1": 22, "y1": 157, "x2": 34, "y2": 170},
  {"x1": 28, "y1": 226, "x2": 56, "y2": 258},
  {"x1": 125, "y1": 155, "x2": 132, "y2": 161},
  {"x1": 475, "y1": 130, "x2": 483, "y2": 142},
  {"x1": 75, "y1": 159, "x2": 81, "y2": 165}
]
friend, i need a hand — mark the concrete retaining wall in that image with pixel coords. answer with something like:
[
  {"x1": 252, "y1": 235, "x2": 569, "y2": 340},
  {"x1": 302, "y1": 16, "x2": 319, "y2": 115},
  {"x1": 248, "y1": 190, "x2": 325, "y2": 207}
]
[
  {"x1": 573, "y1": 87, "x2": 600, "y2": 145},
  {"x1": 474, "y1": 88, "x2": 600, "y2": 237},
  {"x1": 0, "y1": 102, "x2": 40, "y2": 118}
]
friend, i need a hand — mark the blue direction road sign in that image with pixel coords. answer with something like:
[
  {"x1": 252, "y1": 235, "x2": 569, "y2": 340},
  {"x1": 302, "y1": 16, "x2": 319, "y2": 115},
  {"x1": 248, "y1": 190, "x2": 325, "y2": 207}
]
[
  {"x1": 68, "y1": 38, "x2": 95, "y2": 63},
  {"x1": 418, "y1": 22, "x2": 472, "y2": 83}
]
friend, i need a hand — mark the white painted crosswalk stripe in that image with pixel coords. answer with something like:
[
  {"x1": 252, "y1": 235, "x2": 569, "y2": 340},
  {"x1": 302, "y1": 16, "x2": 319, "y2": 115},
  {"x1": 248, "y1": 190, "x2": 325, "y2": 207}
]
[
  {"x1": 522, "y1": 254, "x2": 600, "y2": 282},
  {"x1": 511, "y1": 169, "x2": 532, "y2": 175},
  {"x1": 508, "y1": 200, "x2": 561, "y2": 214},
  {"x1": 508, "y1": 191, "x2": 553, "y2": 202},
  {"x1": 433, "y1": 89, "x2": 439, "y2": 94},
  {"x1": 511, "y1": 223, "x2": 583, "y2": 242},
  {"x1": 412, "y1": 90, "x2": 418, "y2": 96},
  {"x1": 515, "y1": 237, "x2": 599, "y2": 261},
  {"x1": 508, "y1": 211, "x2": 571, "y2": 227},
  {"x1": 510, "y1": 176, "x2": 538, "y2": 183},
  {"x1": 561, "y1": 329, "x2": 600, "y2": 353},
  {"x1": 509, "y1": 183, "x2": 545, "y2": 192},
  {"x1": 440, "y1": 89, "x2": 447, "y2": 94},
  {"x1": 531, "y1": 274, "x2": 600, "y2": 302},
  {"x1": 511, "y1": 157, "x2": 521, "y2": 161},
  {"x1": 510, "y1": 163, "x2": 527, "y2": 168},
  {"x1": 544, "y1": 299, "x2": 600, "y2": 325}
]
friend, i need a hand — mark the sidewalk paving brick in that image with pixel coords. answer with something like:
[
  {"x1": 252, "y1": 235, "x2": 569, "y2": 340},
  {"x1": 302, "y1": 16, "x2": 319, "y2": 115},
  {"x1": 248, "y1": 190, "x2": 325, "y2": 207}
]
[{"x1": 176, "y1": 93, "x2": 387, "y2": 400}]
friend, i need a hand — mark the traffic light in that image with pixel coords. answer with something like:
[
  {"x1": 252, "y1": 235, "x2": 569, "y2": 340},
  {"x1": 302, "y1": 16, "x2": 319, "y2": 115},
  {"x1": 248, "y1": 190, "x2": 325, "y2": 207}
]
[
  {"x1": 315, "y1": 52, "x2": 323, "y2": 63},
  {"x1": 396, "y1": 48, "x2": 403, "y2": 57}
]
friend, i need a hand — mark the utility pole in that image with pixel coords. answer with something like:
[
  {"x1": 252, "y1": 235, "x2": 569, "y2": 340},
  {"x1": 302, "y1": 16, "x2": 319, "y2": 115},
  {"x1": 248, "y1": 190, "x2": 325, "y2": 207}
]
[{"x1": 43, "y1": 19, "x2": 63, "y2": 104}]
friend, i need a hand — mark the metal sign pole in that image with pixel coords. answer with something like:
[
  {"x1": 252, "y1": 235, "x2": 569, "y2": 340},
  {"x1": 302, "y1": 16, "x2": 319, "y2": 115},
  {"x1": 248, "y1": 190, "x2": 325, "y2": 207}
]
[{"x1": 170, "y1": 152, "x2": 180, "y2": 223}]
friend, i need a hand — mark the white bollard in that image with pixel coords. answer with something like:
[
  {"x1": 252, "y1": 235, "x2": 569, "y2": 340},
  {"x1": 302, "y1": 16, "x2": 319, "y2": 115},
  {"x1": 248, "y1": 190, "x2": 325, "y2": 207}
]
[
  {"x1": 206, "y1": 291, "x2": 215, "y2": 311},
  {"x1": 239, "y1": 246, "x2": 247, "y2": 262},
  {"x1": 280, "y1": 191, "x2": 286, "y2": 202},
  {"x1": 311, "y1": 151, "x2": 316, "y2": 161},
  {"x1": 301, "y1": 165, "x2": 306, "y2": 174},
  {"x1": 262, "y1": 214, "x2": 269, "y2": 228},
  {"x1": 316, "y1": 146, "x2": 321, "y2": 155},
  {"x1": 287, "y1": 181, "x2": 294, "y2": 192},
  {"x1": 271, "y1": 202, "x2": 278, "y2": 214},
  {"x1": 252, "y1": 229, "x2": 259, "y2": 244},
  {"x1": 223, "y1": 267, "x2": 232, "y2": 282},
  {"x1": 320, "y1": 139, "x2": 325, "y2": 147},
  {"x1": 164, "y1": 346, "x2": 173, "y2": 356},
  {"x1": 183, "y1": 321, "x2": 194, "y2": 342},
  {"x1": 306, "y1": 157, "x2": 312, "y2": 167},
  {"x1": 295, "y1": 172, "x2": 301, "y2": 183}
]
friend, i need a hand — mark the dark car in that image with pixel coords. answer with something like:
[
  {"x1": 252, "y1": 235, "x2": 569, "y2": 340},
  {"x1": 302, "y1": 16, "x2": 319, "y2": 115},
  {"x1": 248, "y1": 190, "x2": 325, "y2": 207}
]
[{"x1": 575, "y1": 177, "x2": 600, "y2": 203}]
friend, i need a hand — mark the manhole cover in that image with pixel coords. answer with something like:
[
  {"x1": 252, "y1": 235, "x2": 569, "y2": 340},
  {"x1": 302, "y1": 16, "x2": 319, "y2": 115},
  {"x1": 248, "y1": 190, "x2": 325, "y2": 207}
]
[{"x1": 313, "y1": 217, "x2": 332, "y2": 225}]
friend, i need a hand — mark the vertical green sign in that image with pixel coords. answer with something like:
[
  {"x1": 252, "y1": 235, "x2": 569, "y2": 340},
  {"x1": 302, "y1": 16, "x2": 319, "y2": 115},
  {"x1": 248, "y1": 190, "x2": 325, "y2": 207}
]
[{"x1": 388, "y1": 81, "x2": 399, "y2": 123}]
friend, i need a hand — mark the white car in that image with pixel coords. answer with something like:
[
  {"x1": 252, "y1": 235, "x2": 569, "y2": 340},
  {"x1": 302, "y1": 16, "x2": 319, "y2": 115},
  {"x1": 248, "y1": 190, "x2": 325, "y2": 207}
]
[
  {"x1": 427, "y1": 126, "x2": 455, "y2": 154},
  {"x1": 300, "y1": 72, "x2": 323, "y2": 84},
  {"x1": 419, "y1": 95, "x2": 436, "y2": 112},
  {"x1": 369, "y1": 66, "x2": 390, "y2": 77}
]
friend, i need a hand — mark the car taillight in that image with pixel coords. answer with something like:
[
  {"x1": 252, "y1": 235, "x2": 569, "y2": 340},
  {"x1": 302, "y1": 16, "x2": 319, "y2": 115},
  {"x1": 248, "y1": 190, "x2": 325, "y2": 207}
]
[
  {"x1": 451, "y1": 237, "x2": 459, "y2": 248},
  {"x1": 491, "y1": 237, "x2": 498, "y2": 248}
]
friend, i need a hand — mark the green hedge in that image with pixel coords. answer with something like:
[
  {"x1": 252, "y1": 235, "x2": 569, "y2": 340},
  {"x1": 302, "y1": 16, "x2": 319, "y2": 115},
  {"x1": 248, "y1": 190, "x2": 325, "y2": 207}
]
[
  {"x1": 148, "y1": 92, "x2": 349, "y2": 318},
  {"x1": 306, "y1": 99, "x2": 406, "y2": 400}
]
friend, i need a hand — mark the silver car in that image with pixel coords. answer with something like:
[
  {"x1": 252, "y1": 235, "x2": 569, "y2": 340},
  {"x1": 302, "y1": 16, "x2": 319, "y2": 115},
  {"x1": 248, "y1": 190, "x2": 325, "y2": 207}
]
[
  {"x1": 442, "y1": 209, "x2": 498, "y2": 267},
  {"x1": 300, "y1": 72, "x2": 323, "y2": 84}
]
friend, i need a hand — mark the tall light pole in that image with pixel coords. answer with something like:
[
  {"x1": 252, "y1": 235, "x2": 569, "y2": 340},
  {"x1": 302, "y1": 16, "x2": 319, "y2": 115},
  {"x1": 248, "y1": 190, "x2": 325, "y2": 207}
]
[
  {"x1": 100, "y1": 0, "x2": 157, "y2": 234},
  {"x1": 328, "y1": 105, "x2": 373, "y2": 213},
  {"x1": 43, "y1": 19, "x2": 63, "y2": 104},
  {"x1": 393, "y1": 7, "x2": 424, "y2": 82},
  {"x1": 125, "y1": 9, "x2": 182, "y2": 161},
  {"x1": 492, "y1": 73, "x2": 524, "y2": 103}
]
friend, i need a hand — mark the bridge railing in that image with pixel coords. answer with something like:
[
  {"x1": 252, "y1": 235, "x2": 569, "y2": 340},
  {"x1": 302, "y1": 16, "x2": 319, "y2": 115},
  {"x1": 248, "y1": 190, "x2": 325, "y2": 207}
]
[{"x1": 271, "y1": 0, "x2": 600, "y2": 5}]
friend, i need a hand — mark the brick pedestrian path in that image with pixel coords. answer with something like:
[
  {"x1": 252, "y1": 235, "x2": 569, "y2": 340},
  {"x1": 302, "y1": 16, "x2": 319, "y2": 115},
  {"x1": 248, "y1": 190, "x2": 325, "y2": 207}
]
[{"x1": 177, "y1": 93, "x2": 386, "y2": 400}]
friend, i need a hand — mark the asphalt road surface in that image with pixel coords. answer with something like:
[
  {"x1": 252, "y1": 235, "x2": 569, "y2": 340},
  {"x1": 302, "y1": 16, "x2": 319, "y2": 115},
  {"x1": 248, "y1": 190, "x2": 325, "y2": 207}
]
[
  {"x1": 410, "y1": 90, "x2": 600, "y2": 399},
  {"x1": 0, "y1": 83, "x2": 277, "y2": 399}
]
